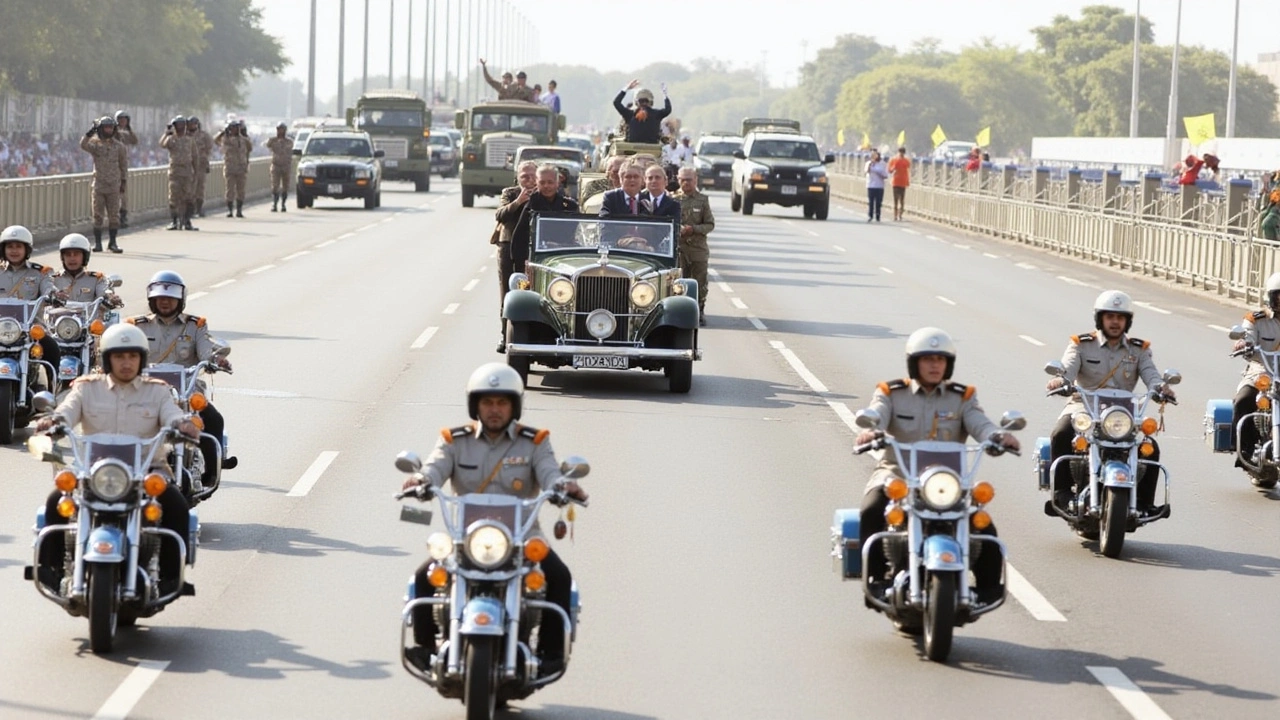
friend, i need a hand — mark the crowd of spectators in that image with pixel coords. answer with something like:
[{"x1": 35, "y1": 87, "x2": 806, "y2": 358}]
[{"x1": 1, "y1": 131, "x2": 272, "y2": 179}]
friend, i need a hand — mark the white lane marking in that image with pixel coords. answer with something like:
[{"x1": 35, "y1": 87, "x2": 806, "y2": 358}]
[
  {"x1": 477, "y1": 265, "x2": 488, "y2": 273},
  {"x1": 336, "y1": 232, "x2": 355, "y2": 240},
  {"x1": 442, "y1": 303, "x2": 460, "y2": 315},
  {"x1": 827, "y1": 401, "x2": 858, "y2": 434},
  {"x1": 355, "y1": 223, "x2": 379, "y2": 232},
  {"x1": 1019, "y1": 335, "x2": 1046, "y2": 347},
  {"x1": 779, "y1": 219, "x2": 795, "y2": 226},
  {"x1": 1208, "y1": 324, "x2": 1231, "y2": 333},
  {"x1": 747, "y1": 315, "x2": 768, "y2": 331},
  {"x1": 879, "y1": 267, "x2": 894, "y2": 275},
  {"x1": 1016, "y1": 262, "x2": 1037, "y2": 270},
  {"x1": 953, "y1": 243, "x2": 971, "y2": 250},
  {"x1": 1134, "y1": 301, "x2": 1171, "y2": 315},
  {"x1": 769, "y1": 340, "x2": 829, "y2": 393},
  {"x1": 315, "y1": 239, "x2": 337, "y2": 248},
  {"x1": 926, "y1": 234, "x2": 942, "y2": 241},
  {"x1": 379, "y1": 217, "x2": 395, "y2": 224},
  {"x1": 186, "y1": 291, "x2": 208, "y2": 301},
  {"x1": 246, "y1": 264, "x2": 276, "y2": 275},
  {"x1": 901, "y1": 229, "x2": 920, "y2": 235},
  {"x1": 1006, "y1": 564, "x2": 1067, "y2": 622},
  {"x1": 410, "y1": 326, "x2": 439, "y2": 349},
  {"x1": 708, "y1": 268, "x2": 733, "y2": 294},
  {"x1": 983, "y1": 252, "x2": 999, "y2": 259},
  {"x1": 282, "y1": 250, "x2": 311, "y2": 261},
  {"x1": 1057, "y1": 275, "x2": 1096, "y2": 288},
  {"x1": 730, "y1": 297, "x2": 749, "y2": 310},
  {"x1": 210, "y1": 279, "x2": 236, "y2": 289},
  {"x1": 287, "y1": 451, "x2": 340, "y2": 497},
  {"x1": 462, "y1": 279, "x2": 479, "y2": 292},
  {"x1": 833, "y1": 245, "x2": 847, "y2": 253},
  {"x1": 1086, "y1": 667, "x2": 1173, "y2": 720},
  {"x1": 93, "y1": 660, "x2": 170, "y2": 720},
  {"x1": 937, "y1": 296, "x2": 957, "y2": 306},
  {"x1": 806, "y1": 230, "x2": 820, "y2": 237}
]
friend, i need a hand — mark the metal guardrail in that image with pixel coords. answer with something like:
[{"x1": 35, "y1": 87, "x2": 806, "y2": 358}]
[
  {"x1": 0, "y1": 158, "x2": 274, "y2": 243},
  {"x1": 831, "y1": 154, "x2": 1278, "y2": 305}
]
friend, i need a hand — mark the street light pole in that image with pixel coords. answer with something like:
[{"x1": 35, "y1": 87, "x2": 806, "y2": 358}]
[
  {"x1": 465, "y1": 0, "x2": 473, "y2": 106},
  {"x1": 307, "y1": 0, "x2": 317, "y2": 115},
  {"x1": 454, "y1": 0, "x2": 462, "y2": 106},
  {"x1": 406, "y1": 0, "x2": 413, "y2": 90},
  {"x1": 473, "y1": 0, "x2": 481, "y2": 104},
  {"x1": 388, "y1": 0, "x2": 395, "y2": 88},
  {"x1": 1129, "y1": 0, "x2": 1141, "y2": 138},
  {"x1": 362, "y1": 0, "x2": 369, "y2": 93},
  {"x1": 442, "y1": 0, "x2": 450, "y2": 104},
  {"x1": 422, "y1": 0, "x2": 430, "y2": 100},
  {"x1": 1163, "y1": 0, "x2": 1183, "y2": 171},
  {"x1": 1226, "y1": 0, "x2": 1241, "y2": 137}
]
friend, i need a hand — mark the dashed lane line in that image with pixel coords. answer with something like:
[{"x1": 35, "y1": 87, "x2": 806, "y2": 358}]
[
  {"x1": 1006, "y1": 564, "x2": 1067, "y2": 622},
  {"x1": 1057, "y1": 275, "x2": 1097, "y2": 288},
  {"x1": 879, "y1": 267, "x2": 894, "y2": 275},
  {"x1": 1019, "y1": 335, "x2": 1046, "y2": 347},
  {"x1": 1134, "y1": 301, "x2": 1171, "y2": 315},
  {"x1": 730, "y1": 297, "x2": 749, "y2": 310},
  {"x1": 93, "y1": 660, "x2": 170, "y2": 720},
  {"x1": 410, "y1": 326, "x2": 439, "y2": 350},
  {"x1": 1086, "y1": 667, "x2": 1173, "y2": 720},
  {"x1": 462, "y1": 279, "x2": 479, "y2": 292},
  {"x1": 315, "y1": 239, "x2": 337, "y2": 248},
  {"x1": 983, "y1": 252, "x2": 999, "y2": 259},
  {"x1": 747, "y1": 315, "x2": 768, "y2": 331},
  {"x1": 937, "y1": 296, "x2": 957, "y2": 306},
  {"x1": 336, "y1": 232, "x2": 355, "y2": 240},
  {"x1": 1208, "y1": 324, "x2": 1231, "y2": 333},
  {"x1": 806, "y1": 230, "x2": 820, "y2": 237},
  {"x1": 287, "y1": 451, "x2": 340, "y2": 497},
  {"x1": 1016, "y1": 262, "x2": 1037, "y2": 270},
  {"x1": 769, "y1": 340, "x2": 828, "y2": 393},
  {"x1": 477, "y1": 265, "x2": 488, "y2": 273},
  {"x1": 186, "y1": 292, "x2": 208, "y2": 301},
  {"x1": 210, "y1": 279, "x2": 236, "y2": 289},
  {"x1": 282, "y1": 250, "x2": 311, "y2": 261},
  {"x1": 245, "y1": 264, "x2": 275, "y2": 275},
  {"x1": 926, "y1": 234, "x2": 942, "y2": 241},
  {"x1": 826, "y1": 400, "x2": 858, "y2": 434},
  {"x1": 708, "y1": 268, "x2": 733, "y2": 294},
  {"x1": 442, "y1": 303, "x2": 460, "y2": 315},
  {"x1": 833, "y1": 245, "x2": 847, "y2": 253},
  {"x1": 953, "y1": 243, "x2": 971, "y2": 250},
  {"x1": 355, "y1": 223, "x2": 379, "y2": 232},
  {"x1": 901, "y1": 229, "x2": 920, "y2": 236}
]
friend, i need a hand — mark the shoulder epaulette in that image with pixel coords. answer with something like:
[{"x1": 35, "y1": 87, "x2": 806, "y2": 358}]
[
  {"x1": 126, "y1": 315, "x2": 149, "y2": 325},
  {"x1": 140, "y1": 376, "x2": 168, "y2": 386},
  {"x1": 1249, "y1": 310, "x2": 1267, "y2": 321},
  {"x1": 517, "y1": 425, "x2": 549, "y2": 444},
  {"x1": 88, "y1": 271, "x2": 102, "y2": 279},
  {"x1": 440, "y1": 424, "x2": 474, "y2": 443},
  {"x1": 29, "y1": 262, "x2": 48, "y2": 273},
  {"x1": 876, "y1": 378, "x2": 909, "y2": 394},
  {"x1": 947, "y1": 381, "x2": 976, "y2": 400},
  {"x1": 1072, "y1": 332, "x2": 1097, "y2": 344},
  {"x1": 189, "y1": 316, "x2": 207, "y2": 328},
  {"x1": 1129, "y1": 337, "x2": 1151, "y2": 350}
]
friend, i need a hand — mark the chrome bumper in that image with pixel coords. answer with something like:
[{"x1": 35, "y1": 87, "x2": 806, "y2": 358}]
[{"x1": 507, "y1": 343, "x2": 701, "y2": 361}]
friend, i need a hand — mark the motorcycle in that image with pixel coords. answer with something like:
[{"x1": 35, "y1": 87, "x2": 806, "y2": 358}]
[
  {"x1": 831, "y1": 408, "x2": 1024, "y2": 663},
  {"x1": 0, "y1": 295, "x2": 61, "y2": 444},
  {"x1": 46, "y1": 282, "x2": 123, "y2": 395},
  {"x1": 142, "y1": 347, "x2": 232, "y2": 506},
  {"x1": 1205, "y1": 324, "x2": 1280, "y2": 489},
  {"x1": 1036, "y1": 361, "x2": 1180, "y2": 558},
  {"x1": 394, "y1": 450, "x2": 588, "y2": 720},
  {"x1": 22, "y1": 392, "x2": 199, "y2": 654}
]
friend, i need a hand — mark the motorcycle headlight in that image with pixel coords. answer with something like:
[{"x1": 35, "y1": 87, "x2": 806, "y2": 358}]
[
  {"x1": 1071, "y1": 412, "x2": 1094, "y2": 434},
  {"x1": 54, "y1": 315, "x2": 82, "y2": 341},
  {"x1": 300, "y1": 164, "x2": 317, "y2": 178},
  {"x1": 464, "y1": 523, "x2": 512, "y2": 570},
  {"x1": 354, "y1": 167, "x2": 371, "y2": 179},
  {"x1": 0, "y1": 318, "x2": 21, "y2": 345},
  {"x1": 585, "y1": 309, "x2": 616, "y2": 339},
  {"x1": 89, "y1": 461, "x2": 132, "y2": 502},
  {"x1": 548, "y1": 278, "x2": 575, "y2": 305},
  {"x1": 426, "y1": 531, "x2": 453, "y2": 561},
  {"x1": 1100, "y1": 408, "x2": 1134, "y2": 439},
  {"x1": 920, "y1": 469, "x2": 963, "y2": 511},
  {"x1": 630, "y1": 281, "x2": 656, "y2": 308}
]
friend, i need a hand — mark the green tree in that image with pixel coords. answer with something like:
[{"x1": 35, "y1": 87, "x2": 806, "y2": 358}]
[
  {"x1": 836, "y1": 65, "x2": 978, "y2": 153},
  {"x1": 774, "y1": 35, "x2": 891, "y2": 141},
  {"x1": 947, "y1": 43, "x2": 1071, "y2": 152},
  {"x1": 1032, "y1": 5, "x2": 1154, "y2": 119},
  {"x1": 180, "y1": 0, "x2": 287, "y2": 109}
]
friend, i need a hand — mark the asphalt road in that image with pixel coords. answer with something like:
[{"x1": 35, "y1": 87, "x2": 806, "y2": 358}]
[{"x1": 0, "y1": 180, "x2": 1276, "y2": 719}]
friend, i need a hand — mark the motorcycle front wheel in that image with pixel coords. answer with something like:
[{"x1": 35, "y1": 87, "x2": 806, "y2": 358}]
[
  {"x1": 464, "y1": 637, "x2": 498, "y2": 720},
  {"x1": 923, "y1": 572, "x2": 957, "y2": 662},
  {"x1": 1100, "y1": 487, "x2": 1129, "y2": 558},
  {"x1": 89, "y1": 563, "x2": 119, "y2": 654}
]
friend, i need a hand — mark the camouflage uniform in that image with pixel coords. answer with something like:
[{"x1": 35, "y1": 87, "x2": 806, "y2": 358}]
[
  {"x1": 673, "y1": 187, "x2": 715, "y2": 315},
  {"x1": 266, "y1": 134, "x2": 294, "y2": 209},
  {"x1": 160, "y1": 131, "x2": 197, "y2": 227},
  {"x1": 79, "y1": 134, "x2": 128, "y2": 231},
  {"x1": 481, "y1": 66, "x2": 537, "y2": 102},
  {"x1": 217, "y1": 132, "x2": 253, "y2": 213},
  {"x1": 190, "y1": 128, "x2": 214, "y2": 216},
  {"x1": 116, "y1": 127, "x2": 138, "y2": 224}
]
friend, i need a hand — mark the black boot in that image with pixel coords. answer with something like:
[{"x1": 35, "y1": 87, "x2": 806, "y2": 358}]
[
  {"x1": 167, "y1": 213, "x2": 180, "y2": 231},
  {"x1": 108, "y1": 229, "x2": 122, "y2": 254},
  {"x1": 92, "y1": 228, "x2": 104, "y2": 252},
  {"x1": 271, "y1": 194, "x2": 279, "y2": 212},
  {"x1": 226, "y1": 202, "x2": 234, "y2": 217},
  {"x1": 183, "y1": 210, "x2": 198, "y2": 231},
  {"x1": 280, "y1": 193, "x2": 287, "y2": 212},
  {"x1": 196, "y1": 199, "x2": 205, "y2": 218},
  {"x1": 119, "y1": 209, "x2": 129, "y2": 228},
  {"x1": 235, "y1": 201, "x2": 244, "y2": 218}
]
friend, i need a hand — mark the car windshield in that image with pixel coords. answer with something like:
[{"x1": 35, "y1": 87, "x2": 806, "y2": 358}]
[
  {"x1": 559, "y1": 138, "x2": 592, "y2": 152},
  {"x1": 358, "y1": 109, "x2": 424, "y2": 128},
  {"x1": 750, "y1": 140, "x2": 820, "y2": 161},
  {"x1": 522, "y1": 148, "x2": 581, "y2": 163},
  {"x1": 533, "y1": 215, "x2": 675, "y2": 258},
  {"x1": 304, "y1": 137, "x2": 373, "y2": 157},
  {"x1": 698, "y1": 140, "x2": 741, "y2": 155},
  {"x1": 428, "y1": 135, "x2": 452, "y2": 147}
]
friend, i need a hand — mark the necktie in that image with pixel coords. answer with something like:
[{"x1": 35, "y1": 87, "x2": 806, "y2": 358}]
[{"x1": 629, "y1": 195, "x2": 636, "y2": 214}]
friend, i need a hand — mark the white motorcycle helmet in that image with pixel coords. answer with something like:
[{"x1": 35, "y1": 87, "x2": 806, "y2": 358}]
[
  {"x1": 1093, "y1": 290, "x2": 1134, "y2": 333},
  {"x1": 100, "y1": 323, "x2": 150, "y2": 374},
  {"x1": 59, "y1": 233, "x2": 93, "y2": 266},
  {"x1": 1265, "y1": 273, "x2": 1280, "y2": 312},
  {"x1": 905, "y1": 327, "x2": 957, "y2": 380},
  {"x1": 1, "y1": 225, "x2": 34, "y2": 261},
  {"x1": 466, "y1": 362, "x2": 525, "y2": 421}
]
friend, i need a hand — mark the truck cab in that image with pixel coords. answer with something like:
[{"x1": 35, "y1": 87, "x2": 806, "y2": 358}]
[
  {"x1": 347, "y1": 89, "x2": 433, "y2": 192},
  {"x1": 455, "y1": 101, "x2": 564, "y2": 207}
]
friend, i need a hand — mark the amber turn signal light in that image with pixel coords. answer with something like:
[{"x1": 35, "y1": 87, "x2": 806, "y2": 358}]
[
  {"x1": 972, "y1": 481, "x2": 995, "y2": 505},
  {"x1": 885, "y1": 478, "x2": 908, "y2": 501},
  {"x1": 524, "y1": 537, "x2": 549, "y2": 563},
  {"x1": 54, "y1": 470, "x2": 77, "y2": 492}
]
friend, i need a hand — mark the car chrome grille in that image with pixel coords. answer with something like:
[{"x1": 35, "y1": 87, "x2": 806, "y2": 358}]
[
  {"x1": 775, "y1": 169, "x2": 804, "y2": 181},
  {"x1": 485, "y1": 138, "x2": 524, "y2": 168},
  {"x1": 573, "y1": 275, "x2": 629, "y2": 342},
  {"x1": 372, "y1": 137, "x2": 408, "y2": 159},
  {"x1": 318, "y1": 166, "x2": 353, "y2": 181}
]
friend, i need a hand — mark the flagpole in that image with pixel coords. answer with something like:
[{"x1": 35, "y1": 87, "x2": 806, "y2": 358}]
[
  {"x1": 1226, "y1": 0, "x2": 1241, "y2": 138},
  {"x1": 1129, "y1": 0, "x2": 1141, "y2": 138},
  {"x1": 1163, "y1": 0, "x2": 1183, "y2": 171}
]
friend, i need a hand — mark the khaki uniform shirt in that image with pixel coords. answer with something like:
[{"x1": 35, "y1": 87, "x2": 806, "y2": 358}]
[
  {"x1": 673, "y1": 188, "x2": 715, "y2": 262},
  {"x1": 482, "y1": 68, "x2": 537, "y2": 102},
  {"x1": 864, "y1": 378, "x2": 999, "y2": 485},
  {"x1": 266, "y1": 136, "x2": 294, "y2": 168},
  {"x1": 160, "y1": 133, "x2": 196, "y2": 177},
  {"x1": 579, "y1": 177, "x2": 613, "y2": 203},
  {"x1": 117, "y1": 128, "x2": 138, "y2": 149},
  {"x1": 217, "y1": 134, "x2": 253, "y2": 174},
  {"x1": 1057, "y1": 332, "x2": 1162, "y2": 414},
  {"x1": 80, "y1": 136, "x2": 128, "y2": 192},
  {"x1": 54, "y1": 373, "x2": 184, "y2": 438},
  {"x1": 190, "y1": 129, "x2": 214, "y2": 172},
  {"x1": 127, "y1": 313, "x2": 215, "y2": 367},
  {"x1": 51, "y1": 270, "x2": 109, "y2": 302},
  {"x1": 0, "y1": 261, "x2": 54, "y2": 300},
  {"x1": 1239, "y1": 308, "x2": 1280, "y2": 389}
]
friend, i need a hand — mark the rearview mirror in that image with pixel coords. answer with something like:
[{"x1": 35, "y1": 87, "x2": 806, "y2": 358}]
[
  {"x1": 292, "y1": 148, "x2": 302, "y2": 156},
  {"x1": 106, "y1": 274, "x2": 123, "y2": 289},
  {"x1": 1228, "y1": 325, "x2": 1247, "y2": 340},
  {"x1": 1044, "y1": 360, "x2": 1065, "y2": 376},
  {"x1": 374, "y1": 149, "x2": 386, "y2": 158},
  {"x1": 31, "y1": 391, "x2": 56, "y2": 414},
  {"x1": 854, "y1": 408, "x2": 881, "y2": 429},
  {"x1": 211, "y1": 343, "x2": 231, "y2": 359},
  {"x1": 399, "y1": 505, "x2": 433, "y2": 525},
  {"x1": 1162, "y1": 369, "x2": 1182, "y2": 386},
  {"x1": 823, "y1": 153, "x2": 836, "y2": 164},
  {"x1": 395, "y1": 450, "x2": 423, "y2": 473},
  {"x1": 559, "y1": 456, "x2": 590, "y2": 479},
  {"x1": 732, "y1": 149, "x2": 745, "y2": 160},
  {"x1": 999, "y1": 411, "x2": 1027, "y2": 432}
]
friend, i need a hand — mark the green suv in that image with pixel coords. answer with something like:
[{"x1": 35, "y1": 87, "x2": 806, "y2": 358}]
[{"x1": 293, "y1": 128, "x2": 384, "y2": 210}]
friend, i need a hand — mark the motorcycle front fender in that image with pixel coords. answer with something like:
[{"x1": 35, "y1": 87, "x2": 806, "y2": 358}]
[
  {"x1": 459, "y1": 596, "x2": 506, "y2": 636},
  {"x1": 58, "y1": 356, "x2": 81, "y2": 381},
  {"x1": 1101, "y1": 459, "x2": 1136, "y2": 488},
  {"x1": 922, "y1": 534, "x2": 966, "y2": 572},
  {"x1": 82, "y1": 524, "x2": 126, "y2": 563},
  {"x1": 0, "y1": 356, "x2": 22, "y2": 382}
]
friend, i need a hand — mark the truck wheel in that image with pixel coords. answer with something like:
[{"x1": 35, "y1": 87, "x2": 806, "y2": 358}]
[
  {"x1": 414, "y1": 172, "x2": 431, "y2": 192},
  {"x1": 462, "y1": 187, "x2": 475, "y2": 208},
  {"x1": 815, "y1": 199, "x2": 830, "y2": 220},
  {"x1": 296, "y1": 191, "x2": 311, "y2": 209},
  {"x1": 742, "y1": 193, "x2": 754, "y2": 216},
  {"x1": 730, "y1": 189, "x2": 741, "y2": 212}
]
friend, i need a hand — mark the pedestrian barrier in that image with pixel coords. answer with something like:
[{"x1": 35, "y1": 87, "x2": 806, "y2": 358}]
[
  {"x1": 831, "y1": 155, "x2": 1278, "y2": 305},
  {"x1": 0, "y1": 158, "x2": 274, "y2": 243}
]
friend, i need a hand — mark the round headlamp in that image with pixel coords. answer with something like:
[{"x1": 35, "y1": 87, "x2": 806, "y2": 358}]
[
  {"x1": 1100, "y1": 408, "x2": 1134, "y2": 440},
  {"x1": 54, "y1": 315, "x2": 83, "y2": 341},
  {"x1": 585, "y1": 309, "x2": 616, "y2": 339},
  {"x1": 426, "y1": 531, "x2": 454, "y2": 561},
  {"x1": 464, "y1": 522, "x2": 513, "y2": 570},
  {"x1": 0, "y1": 318, "x2": 21, "y2": 345},
  {"x1": 1071, "y1": 412, "x2": 1094, "y2": 434},
  {"x1": 630, "y1": 281, "x2": 656, "y2": 308},
  {"x1": 548, "y1": 278, "x2": 575, "y2": 305},
  {"x1": 920, "y1": 469, "x2": 963, "y2": 511},
  {"x1": 88, "y1": 461, "x2": 132, "y2": 502}
]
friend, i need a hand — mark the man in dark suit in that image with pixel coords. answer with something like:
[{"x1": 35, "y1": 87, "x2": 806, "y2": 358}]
[
  {"x1": 599, "y1": 160, "x2": 646, "y2": 217},
  {"x1": 613, "y1": 80, "x2": 671, "y2": 144},
  {"x1": 511, "y1": 165, "x2": 579, "y2": 269},
  {"x1": 640, "y1": 164, "x2": 681, "y2": 219},
  {"x1": 493, "y1": 161, "x2": 539, "y2": 352}
]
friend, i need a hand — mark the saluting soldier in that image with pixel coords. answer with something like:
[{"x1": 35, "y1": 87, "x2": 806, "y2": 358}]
[
  {"x1": 160, "y1": 115, "x2": 198, "y2": 231},
  {"x1": 187, "y1": 117, "x2": 214, "y2": 218},
  {"x1": 216, "y1": 121, "x2": 253, "y2": 218},
  {"x1": 266, "y1": 122, "x2": 294, "y2": 212},
  {"x1": 113, "y1": 110, "x2": 138, "y2": 228},
  {"x1": 1045, "y1": 291, "x2": 1176, "y2": 514},
  {"x1": 79, "y1": 116, "x2": 127, "y2": 253},
  {"x1": 673, "y1": 166, "x2": 714, "y2": 325}
]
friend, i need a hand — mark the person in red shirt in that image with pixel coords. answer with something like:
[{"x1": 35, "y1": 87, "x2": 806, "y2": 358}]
[
  {"x1": 887, "y1": 147, "x2": 912, "y2": 221},
  {"x1": 965, "y1": 146, "x2": 982, "y2": 172},
  {"x1": 1179, "y1": 154, "x2": 1204, "y2": 185}
]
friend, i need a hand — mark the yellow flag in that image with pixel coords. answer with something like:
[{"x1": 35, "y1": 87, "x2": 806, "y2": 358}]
[
  {"x1": 1183, "y1": 113, "x2": 1216, "y2": 146},
  {"x1": 837, "y1": 128, "x2": 845, "y2": 146},
  {"x1": 975, "y1": 126, "x2": 991, "y2": 147},
  {"x1": 931, "y1": 124, "x2": 947, "y2": 149},
  {"x1": 861, "y1": 131, "x2": 871, "y2": 149},
  {"x1": 896, "y1": 130, "x2": 906, "y2": 147}
]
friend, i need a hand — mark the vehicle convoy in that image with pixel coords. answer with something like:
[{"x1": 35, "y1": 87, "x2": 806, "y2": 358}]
[
  {"x1": 395, "y1": 451, "x2": 590, "y2": 720},
  {"x1": 455, "y1": 101, "x2": 563, "y2": 207},
  {"x1": 730, "y1": 117, "x2": 835, "y2": 220},
  {"x1": 503, "y1": 212, "x2": 701, "y2": 393},
  {"x1": 557, "y1": 132, "x2": 596, "y2": 169},
  {"x1": 292, "y1": 127, "x2": 385, "y2": 210},
  {"x1": 693, "y1": 132, "x2": 743, "y2": 191},
  {"x1": 512, "y1": 145, "x2": 585, "y2": 196},
  {"x1": 347, "y1": 89, "x2": 433, "y2": 192},
  {"x1": 429, "y1": 134, "x2": 459, "y2": 178}
]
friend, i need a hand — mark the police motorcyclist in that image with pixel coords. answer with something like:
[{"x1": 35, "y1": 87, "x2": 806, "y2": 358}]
[
  {"x1": 0, "y1": 225, "x2": 62, "y2": 377},
  {"x1": 34, "y1": 323, "x2": 200, "y2": 597},
  {"x1": 854, "y1": 327, "x2": 1019, "y2": 606},
  {"x1": 1230, "y1": 272, "x2": 1280, "y2": 484},
  {"x1": 127, "y1": 271, "x2": 237, "y2": 491},
  {"x1": 400, "y1": 363, "x2": 588, "y2": 678},
  {"x1": 1045, "y1": 290, "x2": 1176, "y2": 514},
  {"x1": 612, "y1": 80, "x2": 672, "y2": 145},
  {"x1": 50, "y1": 233, "x2": 122, "y2": 311}
]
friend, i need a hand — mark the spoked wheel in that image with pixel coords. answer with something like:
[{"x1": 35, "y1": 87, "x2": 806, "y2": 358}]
[
  {"x1": 1100, "y1": 487, "x2": 1129, "y2": 558},
  {"x1": 464, "y1": 637, "x2": 498, "y2": 720},
  {"x1": 923, "y1": 572, "x2": 957, "y2": 663},
  {"x1": 0, "y1": 382, "x2": 13, "y2": 444},
  {"x1": 89, "y1": 563, "x2": 119, "y2": 654}
]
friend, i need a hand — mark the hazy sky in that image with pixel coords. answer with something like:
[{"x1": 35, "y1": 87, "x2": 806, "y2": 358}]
[{"x1": 255, "y1": 0, "x2": 1279, "y2": 99}]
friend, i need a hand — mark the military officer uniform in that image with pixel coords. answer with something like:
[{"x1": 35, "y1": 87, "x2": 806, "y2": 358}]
[
  {"x1": 190, "y1": 126, "x2": 214, "y2": 217},
  {"x1": 673, "y1": 187, "x2": 715, "y2": 318},
  {"x1": 1232, "y1": 309, "x2": 1280, "y2": 466},
  {"x1": 266, "y1": 134, "x2": 294, "y2": 209},
  {"x1": 79, "y1": 134, "x2": 128, "y2": 232},
  {"x1": 51, "y1": 269, "x2": 110, "y2": 303},
  {"x1": 160, "y1": 131, "x2": 197, "y2": 228},
  {"x1": 0, "y1": 260, "x2": 60, "y2": 370}
]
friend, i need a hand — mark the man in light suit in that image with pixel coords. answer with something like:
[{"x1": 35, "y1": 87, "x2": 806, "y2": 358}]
[{"x1": 599, "y1": 160, "x2": 646, "y2": 217}]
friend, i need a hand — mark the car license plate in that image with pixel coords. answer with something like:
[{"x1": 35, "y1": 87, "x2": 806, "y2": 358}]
[
  {"x1": 718, "y1": 171, "x2": 731, "y2": 177},
  {"x1": 327, "y1": 183, "x2": 342, "y2": 194},
  {"x1": 781, "y1": 185, "x2": 798, "y2": 195},
  {"x1": 385, "y1": 160, "x2": 398, "y2": 167},
  {"x1": 572, "y1": 355, "x2": 628, "y2": 370}
]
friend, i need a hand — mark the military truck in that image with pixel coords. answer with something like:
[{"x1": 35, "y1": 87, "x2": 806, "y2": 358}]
[
  {"x1": 455, "y1": 100, "x2": 563, "y2": 207},
  {"x1": 346, "y1": 89, "x2": 433, "y2": 192}
]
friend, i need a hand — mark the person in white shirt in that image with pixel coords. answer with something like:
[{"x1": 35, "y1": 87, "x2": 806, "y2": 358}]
[
  {"x1": 541, "y1": 80, "x2": 561, "y2": 114},
  {"x1": 670, "y1": 136, "x2": 694, "y2": 166}
]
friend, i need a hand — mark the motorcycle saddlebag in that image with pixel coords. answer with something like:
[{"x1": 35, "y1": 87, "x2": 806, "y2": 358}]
[
  {"x1": 1204, "y1": 399, "x2": 1234, "y2": 453},
  {"x1": 1034, "y1": 437, "x2": 1052, "y2": 490},
  {"x1": 831, "y1": 508, "x2": 861, "y2": 580}
]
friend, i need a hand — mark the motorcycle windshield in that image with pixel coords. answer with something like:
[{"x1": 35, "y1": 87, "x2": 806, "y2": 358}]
[
  {"x1": 1087, "y1": 388, "x2": 1138, "y2": 418},
  {"x1": 460, "y1": 501, "x2": 519, "y2": 536},
  {"x1": 84, "y1": 435, "x2": 142, "y2": 467},
  {"x1": 893, "y1": 440, "x2": 971, "y2": 479},
  {"x1": 144, "y1": 364, "x2": 184, "y2": 391},
  {"x1": 0, "y1": 299, "x2": 30, "y2": 323}
]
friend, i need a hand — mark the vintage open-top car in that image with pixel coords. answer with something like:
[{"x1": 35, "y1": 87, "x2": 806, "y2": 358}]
[{"x1": 503, "y1": 212, "x2": 702, "y2": 393}]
